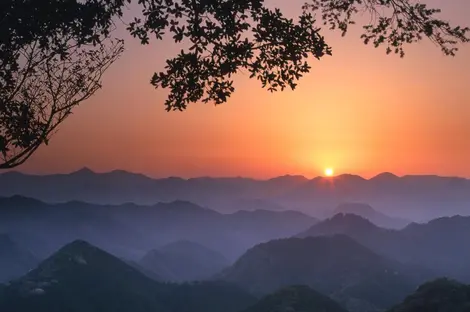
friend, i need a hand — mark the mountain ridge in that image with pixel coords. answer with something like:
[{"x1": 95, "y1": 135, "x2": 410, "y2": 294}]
[
  {"x1": 0, "y1": 240, "x2": 257, "y2": 312},
  {"x1": 0, "y1": 196, "x2": 316, "y2": 261},
  {"x1": 2, "y1": 169, "x2": 469, "y2": 220},
  {"x1": 220, "y1": 235, "x2": 427, "y2": 312},
  {"x1": 297, "y1": 213, "x2": 470, "y2": 282}
]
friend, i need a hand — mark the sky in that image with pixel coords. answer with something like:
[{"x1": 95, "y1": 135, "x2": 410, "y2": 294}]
[{"x1": 16, "y1": 0, "x2": 470, "y2": 179}]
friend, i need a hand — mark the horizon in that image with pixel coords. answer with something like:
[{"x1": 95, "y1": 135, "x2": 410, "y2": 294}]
[
  {"x1": 9, "y1": 0, "x2": 470, "y2": 179},
  {"x1": 3, "y1": 166, "x2": 470, "y2": 180}
]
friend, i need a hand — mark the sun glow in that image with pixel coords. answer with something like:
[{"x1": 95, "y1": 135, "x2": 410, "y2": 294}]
[{"x1": 324, "y1": 168, "x2": 334, "y2": 177}]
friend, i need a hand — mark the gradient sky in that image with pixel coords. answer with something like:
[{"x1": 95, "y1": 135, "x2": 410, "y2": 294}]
[{"x1": 16, "y1": 0, "x2": 470, "y2": 179}]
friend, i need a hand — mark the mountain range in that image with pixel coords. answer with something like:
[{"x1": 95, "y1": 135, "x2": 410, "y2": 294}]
[
  {"x1": 219, "y1": 235, "x2": 430, "y2": 312},
  {"x1": 332, "y1": 203, "x2": 410, "y2": 229},
  {"x1": 298, "y1": 213, "x2": 470, "y2": 282},
  {"x1": 0, "y1": 196, "x2": 316, "y2": 261},
  {"x1": 1, "y1": 169, "x2": 470, "y2": 220},
  {"x1": 0, "y1": 240, "x2": 256, "y2": 312},
  {"x1": 2, "y1": 236, "x2": 469, "y2": 312}
]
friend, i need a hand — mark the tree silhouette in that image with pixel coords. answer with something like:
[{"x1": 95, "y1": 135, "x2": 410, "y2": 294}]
[
  {"x1": 128, "y1": 0, "x2": 468, "y2": 111},
  {"x1": 0, "y1": 0, "x2": 469, "y2": 169},
  {"x1": 0, "y1": 0, "x2": 124, "y2": 169}
]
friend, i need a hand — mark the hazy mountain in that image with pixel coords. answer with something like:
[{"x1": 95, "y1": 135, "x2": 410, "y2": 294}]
[
  {"x1": 298, "y1": 213, "x2": 386, "y2": 238},
  {"x1": 0, "y1": 196, "x2": 315, "y2": 261},
  {"x1": 387, "y1": 278, "x2": 470, "y2": 312},
  {"x1": 2, "y1": 170, "x2": 470, "y2": 220},
  {"x1": 333, "y1": 203, "x2": 410, "y2": 229},
  {"x1": 242, "y1": 285, "x2": 348, "y2": 312},
  {"x1": 298, "y1": 213, "x2": 470, "y2": 282},
  {"x1": 296, "y1": 213, "x2": 394, "y2": 252},
  {"x1": 0, "y1": 196, "x2": 148, "y2": 259},
  {"x1": 0, "y1": 234, "x2": 38, "y2": 283},
  {"x1": 0, "y1": 240, "x2": 256, "y2": 312},
  {"x1": 139, "y1": 240, "x2": 229, "y2": 282},
  {"x1": 396, "y1": 216, "x2": 470, "y2": 281},
  {"x1": 277, "y1": 174, "x2": 470, "y2": 220},
  {"x1": 220, "y1": 235, "x2": 426, "y2": 312},
  {"x1": 0, "y1": 240, "x2": 169, "y2": 312}
]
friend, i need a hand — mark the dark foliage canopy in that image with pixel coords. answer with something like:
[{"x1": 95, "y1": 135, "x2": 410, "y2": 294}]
[
  {"x1": 0, "y1": 0, "x2": 124, "y2": 169},
  {"x1": 0, "y1": 0, "x2": 469, "y2": 169},
  {"x1": 124, "y1": 0, "x2": 469, "y2": 111}
]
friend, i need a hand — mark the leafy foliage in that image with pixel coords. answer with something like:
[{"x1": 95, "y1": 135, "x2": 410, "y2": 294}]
[
  {"x1": 128, "y1": 1, "x2": 331, "y2": 111},
  {"x1": 126, "y1": 0, "x2": 469, "y2": 111},
  {"x1": 305, "y1": 0, "x2": 469, "y2": 57},
  {"x1": 0, "y1": 0, "x2": 124, "y2": 169}
]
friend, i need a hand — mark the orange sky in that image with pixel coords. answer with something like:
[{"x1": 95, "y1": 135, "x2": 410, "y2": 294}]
[{"x1": 16, "y1": 0, "x2": 470, "y2": 179}]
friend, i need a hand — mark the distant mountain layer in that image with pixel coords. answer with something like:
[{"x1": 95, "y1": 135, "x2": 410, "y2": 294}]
[
  {"x1": 298, "y1": 213, "x2": 470, "y2": 282},
  {"x1": 333, "y1": 203, "x2": 410, "y2": 229},
  {"x1": 1, "y1": 169, "x2": 470, "y2": 219},
  {"x1": 242, "y1": 285, "x2": 348, "y2": 312},
  {"x1": 220, "y1": 235, "x2": 428, "y2": 312},
  {"x1": 0, "y1": 234, "x2": 38, "y2": 283},
  {"x1": 139, "y1": 240, "x2": 229, "y2": 282},
  {"x1": 0, "y1": 196, "x2": 316, "y2": 261},
  {"x1": 387, "y1": 278, "x2": 470, "y2": 312},
  {"x1": 0, "y1": 240, "x2": 256, "y2": 312}
]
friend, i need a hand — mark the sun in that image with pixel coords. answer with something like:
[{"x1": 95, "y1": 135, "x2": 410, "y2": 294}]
[{"x1": 324, "y1": 168, "x2": 334, "y2": 177}]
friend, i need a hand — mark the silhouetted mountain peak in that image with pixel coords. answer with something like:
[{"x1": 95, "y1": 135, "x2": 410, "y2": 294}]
[
  {"x1": 220, "y1": 234, "x2": 419, "y2": 311},
  {"x1": 404, "y1": 215, "x2": 470, "y2": 232},
  {"x1": 105, "y1": 169, "x2": 153, "y2": 181},
  {"x1": 337, "y1": 174, "x2": 367, "y2": 181},
  {"x1": 71, "y1": 167, "x2": 95, "y2": 176},
  {"x1": 11, "y1": 240, "x2": 154, "y2": 295},
  {"x1": 428, "y1": 215, "x2": 469, "y2": 225},
  {"x1": 60, "y1": 239, "x2": 96, "y2": 252},
  {"x1": 26, "y1": 240, "x2": 133, "y2": 277},
  {"x1": 371, "y1": 172, "x2": 399, "y2": 181},
  {"x1": 326, "y1": 213, "x2": 379, "y2": 230},
  {"x1": 0, "y1": 196, "x2": 46, "y2": 211},
  {"x1": 297, "y1": 212, "x2": 382, "y2": 239},
  {"x1": 108, "y1": 169, "x2": 132, "y2": 175},
  {"x1": 33, "y1": 240, "x2": 103, "y2": 270},
  {"x1": 268, "y1": 175, "x2": 308, "y2": 183},
  {"x1": 333, "y1": 203, "x2": 410, "y2": 229}
]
